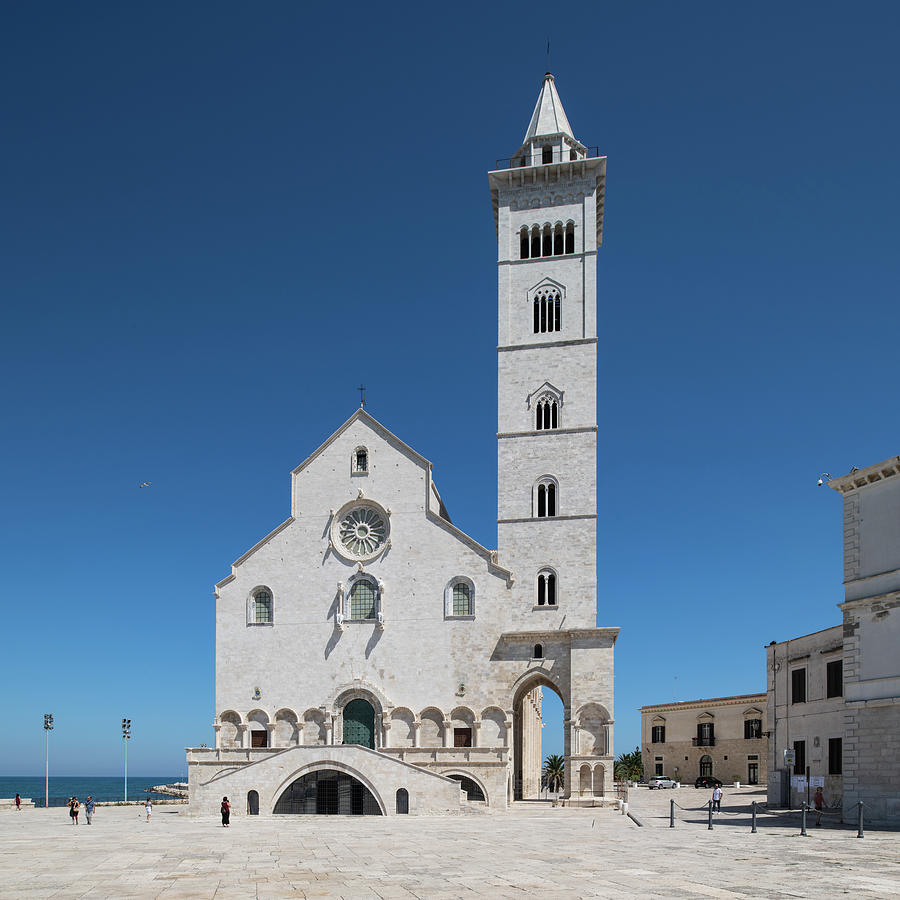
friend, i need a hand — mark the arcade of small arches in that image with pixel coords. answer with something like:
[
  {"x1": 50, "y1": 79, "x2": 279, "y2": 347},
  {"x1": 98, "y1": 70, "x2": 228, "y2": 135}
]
[
  {"x1": 213, "y1": 703, "x2": 513, "y2": 751},
  {"x1": 519, "y1": 222, "x2": 575, "y2": 259}
]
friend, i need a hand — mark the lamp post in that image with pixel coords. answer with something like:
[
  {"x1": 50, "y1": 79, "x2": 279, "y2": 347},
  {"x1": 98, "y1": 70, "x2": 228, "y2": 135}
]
[
  {"x1": 122, "y1": 718, "x2": 131, "y2": 802},
  {"x1": 43, "y1": 714, "x2": 54, "y2": 809}
]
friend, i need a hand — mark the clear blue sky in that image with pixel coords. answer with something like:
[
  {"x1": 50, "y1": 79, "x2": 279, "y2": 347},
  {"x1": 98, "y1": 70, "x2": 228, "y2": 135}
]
[{"x1": 2, "y1": 2, "x2": 899, "y2": 775}]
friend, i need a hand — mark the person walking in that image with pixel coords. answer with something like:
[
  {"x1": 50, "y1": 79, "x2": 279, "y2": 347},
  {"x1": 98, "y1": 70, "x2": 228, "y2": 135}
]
[
  {"x1": 145, "y1": 798, "x2": 152, "y2": 822},
  {"x1": 15, "y1": 793, "x2": 21, "y2": 811},
  {"x1": 813, "y1": 786, "x2": 824, "y2": 826},
  {"x1": 71, "y1": 797, "x2": 80, "y2": 825},
  {"x1": 712, "y1": 784, "x2": 723, "y2": 814},
  {"x1": 84, "y1": 796, "x2": 94, "y2": 825},
  {"x1": 221, "y1": 796, "x2": 230, "y2": 827}
]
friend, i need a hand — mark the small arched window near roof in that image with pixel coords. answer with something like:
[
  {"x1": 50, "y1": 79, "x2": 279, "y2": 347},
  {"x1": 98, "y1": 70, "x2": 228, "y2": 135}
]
[
  {"x1": 534, "y1": 643, "x2": 543, "y2": 659},
  {"x1": 537, "y1": 569, "x2": 557, "y2": 607},
  {"x1": 353, "y1": 447, "x2": 368, "y2": 474},
  {"x1": 249, "y1": 587, "x2": 273, "y2": 625}
]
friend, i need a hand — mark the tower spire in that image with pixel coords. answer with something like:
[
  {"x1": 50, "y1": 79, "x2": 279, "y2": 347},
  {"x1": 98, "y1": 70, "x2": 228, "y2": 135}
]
[{"x1": 523, "y1": 72, "x2": 575, "y2": 143}]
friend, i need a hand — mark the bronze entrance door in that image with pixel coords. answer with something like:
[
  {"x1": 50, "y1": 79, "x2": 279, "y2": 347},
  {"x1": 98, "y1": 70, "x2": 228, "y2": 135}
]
[{"x1": 342, "y1": 699, "x2": 375, "y2": 749}]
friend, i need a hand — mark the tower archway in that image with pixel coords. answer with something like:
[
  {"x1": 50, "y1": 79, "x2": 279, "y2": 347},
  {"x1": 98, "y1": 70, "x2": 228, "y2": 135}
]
[{"x1": 512, "y1": 672, "x2": 567, "y2": 801}]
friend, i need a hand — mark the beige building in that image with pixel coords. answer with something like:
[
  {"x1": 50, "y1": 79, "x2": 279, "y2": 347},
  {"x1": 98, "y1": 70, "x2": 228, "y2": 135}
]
[
  {"x1": 639, "y1": 694, "x2": 767, "y2": 787},
  {"x1": 186, "y1": 73, "x2": 619, "y2": 816},
  {"x1": 765, "y1": 625, "x2": 844, "y2": 808}
]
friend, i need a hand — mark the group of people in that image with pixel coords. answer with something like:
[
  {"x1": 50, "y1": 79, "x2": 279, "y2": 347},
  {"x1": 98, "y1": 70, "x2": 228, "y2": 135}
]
[{"x1": 66, "y1": 796, "x2": 95, "y2": 824}]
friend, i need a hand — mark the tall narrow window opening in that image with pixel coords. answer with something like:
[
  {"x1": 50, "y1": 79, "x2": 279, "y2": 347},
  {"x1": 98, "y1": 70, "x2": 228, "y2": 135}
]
[
  {"x1": 520, "y1": 227, "x2": 530, "y2": 260},
  {"x1": 828, "y1": 737, "x2": 842, "y2": 775},
  {"x1": 534, "y1": 643, "x2": 543, "y2": 659},
  {"x1": 564, "y1": 222, "x2": 575, "y2": 254},
  {"x1": 542, "y1": 144, "x2": 553, "y2": 164},
  {"x1": 537, "y1": 569, "x2": 557, "y2": 606},
  {"x1": 553, "y1": 224, "x2": 563, "y2": 255},
  {"x1": 452, "y1": 582, "x2": 472, "y2": 616},
  {"x1": 349, "y1": 579, "x2": 377, "y2": 620},
  {"x1": 542, "y1": 225, "x2": 552, "y2": 257},
  {"x1": 536, "y1": 397, "x2": 559, "y2": 430},
  {"x1": 826, "y1": 660, "x2": 843, "y2": 698},
  {"x1": 531, "y1": 226, "x2": 540, "y2": 259},
  {"x1": 791, "y1": 668, "x2": 807, "y2": 704},
  {"x1": 252, "y1": 588, "x2": 273, "y2": 624}
]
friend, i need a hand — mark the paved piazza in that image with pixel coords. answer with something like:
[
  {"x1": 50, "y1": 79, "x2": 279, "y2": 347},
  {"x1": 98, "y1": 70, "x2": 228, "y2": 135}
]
[{"x1": 2, "y1": 789, "x2": 898, "y2": 899}]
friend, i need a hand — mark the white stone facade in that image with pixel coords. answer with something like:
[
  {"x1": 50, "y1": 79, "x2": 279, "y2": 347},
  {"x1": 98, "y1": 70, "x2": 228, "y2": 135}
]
[
  {"x1": 188, "y1": 73, "x2": 618, "y2": 817},
  {"x1": 639, "y1": 694, "x2": 767, "y2": 788}
]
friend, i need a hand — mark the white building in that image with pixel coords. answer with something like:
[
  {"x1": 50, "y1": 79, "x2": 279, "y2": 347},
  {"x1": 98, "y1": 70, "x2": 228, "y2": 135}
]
[
  {"x1": 187, "y1": 73, "x2": 619, "y2": 816},
  {"x1": 766, "y1": 456, "x2": 900, "y2": 823}
]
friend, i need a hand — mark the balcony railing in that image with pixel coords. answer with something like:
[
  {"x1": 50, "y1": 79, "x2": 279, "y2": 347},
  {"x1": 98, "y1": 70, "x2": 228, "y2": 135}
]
[
  {"x1": 692, "y1": 737, "x2": 716, "y2": 747},
  {"x1": 494, "y1": 146, "x2": 601, "y2": 170}
]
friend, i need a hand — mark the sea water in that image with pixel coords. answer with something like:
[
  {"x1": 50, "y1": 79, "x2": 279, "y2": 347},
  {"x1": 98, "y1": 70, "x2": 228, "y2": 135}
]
[{"x1": 0, "y1": 775, "x2": 183, "y2": 807}]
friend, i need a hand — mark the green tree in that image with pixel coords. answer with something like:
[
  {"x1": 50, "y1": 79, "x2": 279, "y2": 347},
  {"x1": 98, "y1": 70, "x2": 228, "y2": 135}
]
[
  {"x1": 542, "y1": 754, "x2": 565, "y2": 792},
  {"x1": 614, "y1": 747, "x2": 644, "y2": 782}
]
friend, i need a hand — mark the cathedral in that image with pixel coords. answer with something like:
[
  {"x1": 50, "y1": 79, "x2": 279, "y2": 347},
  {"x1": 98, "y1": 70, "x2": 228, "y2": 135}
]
[{"x1": 187, "y1": 73, "x2": 618, "y2": 815}]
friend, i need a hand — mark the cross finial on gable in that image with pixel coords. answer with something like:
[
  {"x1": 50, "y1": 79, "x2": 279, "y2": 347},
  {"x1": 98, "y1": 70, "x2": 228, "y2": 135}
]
[{"x1": 358, "y1": 385, "x2": 367, "y2": 408}]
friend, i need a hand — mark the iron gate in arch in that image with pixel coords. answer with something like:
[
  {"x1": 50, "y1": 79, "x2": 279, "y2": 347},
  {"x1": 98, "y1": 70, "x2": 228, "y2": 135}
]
[{"x1": 274, "y1": 769, "x2": 382, "y2": 815}]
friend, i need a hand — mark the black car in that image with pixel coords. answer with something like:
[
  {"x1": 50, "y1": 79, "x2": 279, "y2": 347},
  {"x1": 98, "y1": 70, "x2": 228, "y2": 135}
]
[{"x1": 694, "y1": 776, "x2": 723, "y2": 789}]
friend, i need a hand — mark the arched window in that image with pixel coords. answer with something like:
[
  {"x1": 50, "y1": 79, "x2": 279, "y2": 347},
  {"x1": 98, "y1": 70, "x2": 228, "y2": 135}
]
[
  {"x1": 536, "y1": 396, "x2": 559, "y2": 430},
  {"x1": 553, "y1": 223, "x2": 563, "y2": 255},
  {"x1": 353, "y1": 447, "x2": 368, "y2": 474},
  {"x1": 537, "y1": 569, "x2": 557, "y2": 606},
  {"x1": 530, "y1": 226, "x2": 540, "y2": 259},
  {"x1": 532, "y1": 289, "x2": 561, "y2": 334},
  {"x1": 249, "y1": 587, "x2": 273, "y2": 625},
  {"x1": 445, "y1": 577, "x2": 475, "y2": 618},
  {"x1": 699, "y1": 755, "x2": 713, "y2": 777},
  {"x1": 534, "y1": 643, "x2": 543, "y2": 659},
  {"x1": 541, "y1": 144, "x2": 553, "y2": 165},
  {"x1": 519, "y1": 226, "x2": 530, "y2": 260},
  {"x1": 542, "y1": 224, "x2": 552, "y2": 257},
  {"x1": 349, "y1": 578, "x2": 377, "y2": 620},
  {"x1": 535, "y1": 478, "x2": 557, "y2": 518},
  {"x1": 396, "y1": 788, "x2": 409, "y2": 814},
  {"x1": 564, "y1": 222, "x2": 575, "y2": 254}
]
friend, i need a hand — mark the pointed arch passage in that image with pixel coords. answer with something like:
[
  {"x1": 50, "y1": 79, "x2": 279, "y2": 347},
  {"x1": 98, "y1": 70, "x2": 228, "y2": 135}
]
[{"x1": 274, "y1": 769, "x2": 382, "y2": 815}]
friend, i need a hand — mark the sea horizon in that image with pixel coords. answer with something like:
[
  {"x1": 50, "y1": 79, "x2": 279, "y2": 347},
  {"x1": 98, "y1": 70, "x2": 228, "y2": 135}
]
[{"x1": 0, "y1": 774, "x2": 184, "y2": 807}]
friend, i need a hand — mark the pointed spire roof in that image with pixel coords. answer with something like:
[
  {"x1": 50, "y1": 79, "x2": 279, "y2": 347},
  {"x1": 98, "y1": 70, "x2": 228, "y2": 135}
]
[{"x1": 524, "y1": 73, "x2": 575, "y2": 141}]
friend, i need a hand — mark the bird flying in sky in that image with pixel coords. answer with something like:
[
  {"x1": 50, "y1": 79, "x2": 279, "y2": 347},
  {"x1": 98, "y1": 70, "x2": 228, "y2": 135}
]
[{"x1": 139, "y1": 481, "x2": 152, "y2": 488}]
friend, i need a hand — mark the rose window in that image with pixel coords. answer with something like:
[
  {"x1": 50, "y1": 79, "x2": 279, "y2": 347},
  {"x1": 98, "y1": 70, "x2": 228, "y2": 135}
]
[{"x1": 337, "y1": 506, "x2": 387, "y2": 558}]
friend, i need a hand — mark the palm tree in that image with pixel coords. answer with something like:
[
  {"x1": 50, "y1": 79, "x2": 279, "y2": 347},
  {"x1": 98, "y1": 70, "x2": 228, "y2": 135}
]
[
  {"x1": 614, "y1": 747, "x2": 644, "y2": 783},
  {"x1": 543, "y1": 754, "x2": 565, "y2": 793}
]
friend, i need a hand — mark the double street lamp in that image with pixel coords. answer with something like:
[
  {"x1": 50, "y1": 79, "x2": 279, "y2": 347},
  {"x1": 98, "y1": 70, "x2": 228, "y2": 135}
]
[
  {"x1": 122, "y1": 718, "x2": 132, "y2": 802},
  {"x1": 43, "y1": 714, "x2": 54, "y2": 809}
]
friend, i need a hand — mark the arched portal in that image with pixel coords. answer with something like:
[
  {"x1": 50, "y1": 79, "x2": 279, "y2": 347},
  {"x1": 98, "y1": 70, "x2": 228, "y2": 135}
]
[
  {"x1": 342, "y1": 698, "x2": 375, "y2": 749},
  {"x1": 274, "y1": 769, "x2": 382, "y2": 815},
  {"x1": 447, "y1": 773, "x2": 486, "y2": 802},
  {"x1": 512, "y1": 673, "x2": 567, "y2": 801},
  {"x1": 247, "y1": 790, "x2": 259, "y2": 815},
  {"x1": 699, "y1": 755, "x2": 713, "y2": 778}
]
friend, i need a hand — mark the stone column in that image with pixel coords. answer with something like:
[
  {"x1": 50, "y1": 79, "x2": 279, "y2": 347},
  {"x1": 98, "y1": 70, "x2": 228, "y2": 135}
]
[
  {"x1": 212, "y1": 723, "x2": 222, "y2": 749},
  {"x1": 238, "y1": 724, "x2": 249, "y2": 749},
  {"x1": 266, "y1": 723, "x2": 276, "y2": 748},
  {"x1": 503, "y1": 711, "x2": 514, "y2": 748},
  {"x1": 443, "y1": 719, "x2": 454, "y2": 748},
  {"x1": 472, "y1": 721, "x2": 481, "y2": 748},
  {"x1": 412, "y1": 721, "x2": 421, "y2": 748},
  {"x1": 325, "y1": 715, "x2": 334, "y2": 746},
  {"x1": 381, "y1": 717, "x2": 392, "y2": 749}
]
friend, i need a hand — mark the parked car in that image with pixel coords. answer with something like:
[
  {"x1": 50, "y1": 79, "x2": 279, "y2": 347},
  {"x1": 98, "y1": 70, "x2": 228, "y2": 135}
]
[
  {"x1": 648, "y1": 776, "x2": 677, "y2": 789},
  {"x1": 694, "y1": 776, "x2": 723, "y2": 789}
]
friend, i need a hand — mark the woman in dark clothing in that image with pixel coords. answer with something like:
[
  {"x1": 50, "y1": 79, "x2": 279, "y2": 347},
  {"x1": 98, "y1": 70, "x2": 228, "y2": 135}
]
[{"x1": 221, "y1": 796, "x2": 230, "y2": 827}]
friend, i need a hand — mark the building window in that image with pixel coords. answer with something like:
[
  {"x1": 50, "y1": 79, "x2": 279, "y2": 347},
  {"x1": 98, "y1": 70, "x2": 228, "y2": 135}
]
[
  {"x1": 651, "y1": 725, "x2": 665, "y2": 743},
  {"x1": 747, "y1": 761, "x2": 759, "y2": 785},
  {"x1": 396, "y1": 788, "x2": 409, "y2": 814},
  {"x1": 553, "y1": 223, "x2": 563, "y2": 255},
  {"x1": 791, "y1": 668, "x2": 807, "y2": 704},
  {"x1": 695, "y1": 722, "x2": 714, "y2": 747},
  {"x1": 537, "y1": 568, "x2": 557, "y2": 606},
  {"x1": 699, "y1": 755, "x2": 713, "y2": 777},
  {"x1": 536, "y1": 478, "x2": 557, "y2": 517},
  {"x1": 536, "y1": 396, "x2": 559, "y2": 430},
  {"x1": 531, "y1": 226, "x2": 540, "y2": 258},
  {"x1": 828, "y1": 737, "x2": 842, "y2": 775},
  {"x1": 349, "y1": 579, "x2": 377, "y2": 620},
  {"x1": 519, "y1": 226, "x2": 530, "y2": 259},
  {"x1": 353, "y1": 447, "x2": 368, "y2": 474},
  {"x1": 655, "y1": 761, "x2": 664, "y2": 776},
  {"x1": 744, "y1": 719, "x2": 761, "y2": 739},
  {"x1": 533, "y1": 288, "x2": 561, "y2": 334},
  {"x1": 793, "y1": 740, "x2": 806, "y2": 776},
  {"x1": 542, "y1": 144, "x2": 553, "y2": 164},
  {"x1": 445, "y1": 577, "x2": 475, "y2": 618},
  {"x1": 249, "y1": 588, "x2": 273, "y2": 625},
  {"x1": 564, "y1": 222, "x2": 575, "y2": 254},
  {"x1": 826, "y1": 660, "x2": 843, "y2": 698},
  {"x1": 454, "y1": 728, "x2": 472, "y2": 747},
  {"x1": 452, "y1": 582, "x2": 472, "y2": 616},
  {"x1": 533, "y1": 643, "x2": 543, "y2": 659}
]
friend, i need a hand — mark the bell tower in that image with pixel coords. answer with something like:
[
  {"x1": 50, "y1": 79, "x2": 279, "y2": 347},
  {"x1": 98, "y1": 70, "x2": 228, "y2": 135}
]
[{"x1": 490, "y1": 73, "x2": 606, "y2": 628}]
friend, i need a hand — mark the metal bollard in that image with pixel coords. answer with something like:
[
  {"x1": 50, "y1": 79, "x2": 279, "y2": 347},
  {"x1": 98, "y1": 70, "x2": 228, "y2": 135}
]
[
  {"x1": 669, "y1": 798, "x2": 675, "y2": 828},
  {"x1": 801, "y1": 802, "x2": 807, "y2": 836},
  {"x1": 857, "y1": 801, "x2": 864, "y2": 839},
  {"x1": 751, "y1": 800, "x2": 757, "y2": 834},
  {"x1": 707, "y1": 799, "x2": 713, "y2": 830}
]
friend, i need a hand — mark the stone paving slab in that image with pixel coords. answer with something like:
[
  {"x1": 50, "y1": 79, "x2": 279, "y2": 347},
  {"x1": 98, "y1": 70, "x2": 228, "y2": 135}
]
[{"x1": 1, "y1": 797, "x2": 898, "y2": 899}]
